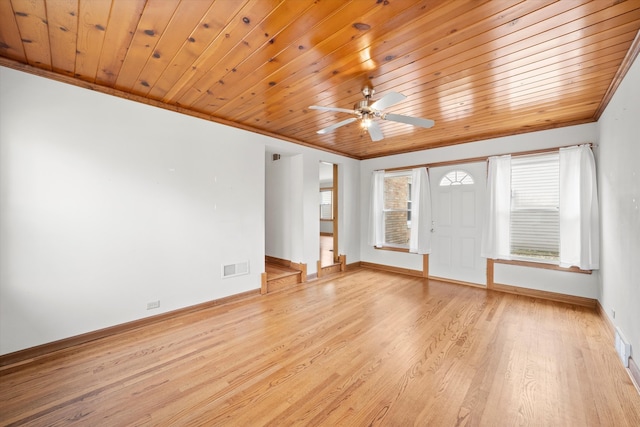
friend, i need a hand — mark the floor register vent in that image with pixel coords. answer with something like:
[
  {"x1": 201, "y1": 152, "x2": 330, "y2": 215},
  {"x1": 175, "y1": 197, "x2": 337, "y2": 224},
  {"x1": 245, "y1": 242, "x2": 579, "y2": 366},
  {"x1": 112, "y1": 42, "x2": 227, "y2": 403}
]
[
  {"x1": 615, "y1": 327, "x2": 631, "y2": 368},
  {"x1": 222, "y1": 261, "x2": 249, "y2": 279}
]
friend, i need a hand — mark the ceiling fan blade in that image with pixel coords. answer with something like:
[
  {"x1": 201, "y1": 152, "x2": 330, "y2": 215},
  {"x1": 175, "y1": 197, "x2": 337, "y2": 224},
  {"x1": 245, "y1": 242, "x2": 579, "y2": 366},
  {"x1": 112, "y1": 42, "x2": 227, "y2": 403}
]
[
  {"x1": 370, "y1": 92, "x2": 406, "y2": 110},
  {"x1": 383, "y1": 113, "x2": 435, "y2": 128},
  {"x1": 367, "y1": 121, "x2": 384, "y2": 141},
  {"x1": 317, "y1": 117, "x2": 357, "y2": 134},
  {"x1": 309, "y1": 105, "x2": 354, "y2": 114}
]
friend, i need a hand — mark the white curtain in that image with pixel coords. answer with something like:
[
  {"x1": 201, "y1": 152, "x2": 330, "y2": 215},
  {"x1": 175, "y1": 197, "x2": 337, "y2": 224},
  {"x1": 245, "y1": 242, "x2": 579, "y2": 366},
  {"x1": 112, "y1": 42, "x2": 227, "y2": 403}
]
[
  {"x1": 409, "y1": 167, "x2": 432, "y2": 254},
  {"x1": 559, "y1": 145, "x2": 600, "y2": 269},
  {"x1": 367, "y1": 170, "x2": 385, "y2": 248},
  {"x1": 481, "y1": 155, "x2": 512, "y2": 259}
]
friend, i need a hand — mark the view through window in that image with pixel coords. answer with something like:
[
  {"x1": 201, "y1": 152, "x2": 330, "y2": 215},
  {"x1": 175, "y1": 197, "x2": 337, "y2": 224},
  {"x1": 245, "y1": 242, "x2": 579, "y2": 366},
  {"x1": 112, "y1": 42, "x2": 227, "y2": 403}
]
[{"x1": 383, "y1": 171, "x2": 412, "y2": 247}]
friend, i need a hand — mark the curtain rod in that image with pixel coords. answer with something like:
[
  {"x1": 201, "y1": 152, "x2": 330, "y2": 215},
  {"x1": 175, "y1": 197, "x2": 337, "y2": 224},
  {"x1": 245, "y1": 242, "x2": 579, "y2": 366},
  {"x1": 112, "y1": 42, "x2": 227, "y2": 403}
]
[{"x1": 378, "y1": 143, "x2": 594, "y2": 172}]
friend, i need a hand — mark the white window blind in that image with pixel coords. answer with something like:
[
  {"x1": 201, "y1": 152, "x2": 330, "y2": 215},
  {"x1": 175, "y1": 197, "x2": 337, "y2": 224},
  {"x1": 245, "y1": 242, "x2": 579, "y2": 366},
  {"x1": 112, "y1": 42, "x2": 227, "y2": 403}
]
[
  {"x1": 320, "y1": 189, "x2": 332, "y2": 220},
  {"x1": 510, "y1": 152, "x2": 559, "y2": 260}
]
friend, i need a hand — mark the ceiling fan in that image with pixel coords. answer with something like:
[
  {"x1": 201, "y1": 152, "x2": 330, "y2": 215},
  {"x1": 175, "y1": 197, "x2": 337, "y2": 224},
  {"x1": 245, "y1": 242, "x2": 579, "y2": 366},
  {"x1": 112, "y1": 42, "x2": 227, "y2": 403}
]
[{"x1": 309, "y1": 87, "x2": 435, "y2": 141}]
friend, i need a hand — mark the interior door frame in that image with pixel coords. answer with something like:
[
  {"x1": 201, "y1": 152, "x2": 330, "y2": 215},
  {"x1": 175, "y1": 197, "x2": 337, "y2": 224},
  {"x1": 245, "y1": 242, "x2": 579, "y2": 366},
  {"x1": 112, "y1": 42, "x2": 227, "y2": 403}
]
[{"x1": 331, "y1": 163, "x2": 339, "y2": 263}]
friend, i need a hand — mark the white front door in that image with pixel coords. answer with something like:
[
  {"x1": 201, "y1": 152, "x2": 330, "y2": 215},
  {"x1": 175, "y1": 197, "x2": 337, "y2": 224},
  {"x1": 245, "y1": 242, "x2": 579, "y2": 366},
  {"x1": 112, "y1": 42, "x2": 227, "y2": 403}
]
[{"x1": 429, "y1": 162, "x2": 486, "y2": 285}]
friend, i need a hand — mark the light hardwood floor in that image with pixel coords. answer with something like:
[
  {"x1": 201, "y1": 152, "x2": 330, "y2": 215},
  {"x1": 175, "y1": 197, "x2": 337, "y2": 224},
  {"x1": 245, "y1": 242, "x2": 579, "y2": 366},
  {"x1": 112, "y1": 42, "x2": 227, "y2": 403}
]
[{"x1": 1, "y1": 268, "x2": 639, "y2": 426}]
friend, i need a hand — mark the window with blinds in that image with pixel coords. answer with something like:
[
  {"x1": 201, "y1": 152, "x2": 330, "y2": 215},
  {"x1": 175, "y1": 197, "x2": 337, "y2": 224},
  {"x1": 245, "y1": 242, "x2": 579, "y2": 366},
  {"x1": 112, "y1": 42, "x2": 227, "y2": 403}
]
[
  {"x1": 510, "y1": 152, "x2": 559, "y2": 260},
  {"x1": 320, "y1": 189, "x2": 333, "y2": 220}
]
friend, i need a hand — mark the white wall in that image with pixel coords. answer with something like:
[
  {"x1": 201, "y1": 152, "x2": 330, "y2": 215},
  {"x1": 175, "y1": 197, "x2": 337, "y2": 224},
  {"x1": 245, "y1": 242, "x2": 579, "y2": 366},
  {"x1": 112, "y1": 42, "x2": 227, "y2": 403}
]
[
  {"x1": 360, "y1": 123, "x2": 600, "y2": 297},
  {"x1": 0, "y1": 66, "x2": 360, "y2": 355},
  {"x1": 264, "y1": 153, "x2": 306, "y2": 263},
  {"x1": 0, "y1": 67, "x2": 265, "y2": 354},
  {"x1": 597, "y1": 54, "x2": 640, "y2": 360},
  {"x1": 265, "y1": 153, "x2": 296, "y2": 260}
]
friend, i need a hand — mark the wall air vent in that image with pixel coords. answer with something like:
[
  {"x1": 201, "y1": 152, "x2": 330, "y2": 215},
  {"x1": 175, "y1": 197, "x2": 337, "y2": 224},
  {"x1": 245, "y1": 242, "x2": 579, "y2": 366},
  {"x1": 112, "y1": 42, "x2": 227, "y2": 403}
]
[
  {"x1": 615, "y1": 327, "x2": 631, "y2": 367},
  {"x1": 222, "y1": 261, "x2": 249, "y2": 279}
]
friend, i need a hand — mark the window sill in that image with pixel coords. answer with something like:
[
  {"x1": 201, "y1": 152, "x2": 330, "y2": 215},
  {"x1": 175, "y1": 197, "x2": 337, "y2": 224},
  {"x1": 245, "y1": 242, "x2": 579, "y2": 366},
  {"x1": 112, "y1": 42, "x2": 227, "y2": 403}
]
[
  {"x1": 374, "y1": 246, "x2": 410, "y2": 253},
  {"x1": 492, "y1": 259, "x2": 592, "y2": 274}
]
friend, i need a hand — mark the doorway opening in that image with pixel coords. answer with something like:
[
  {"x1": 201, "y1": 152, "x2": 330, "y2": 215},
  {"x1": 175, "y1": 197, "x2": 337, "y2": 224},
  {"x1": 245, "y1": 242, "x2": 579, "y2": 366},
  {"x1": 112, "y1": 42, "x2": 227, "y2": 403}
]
[{"x1": 318, "y1": 161, "x2": 344, "y2": 276}]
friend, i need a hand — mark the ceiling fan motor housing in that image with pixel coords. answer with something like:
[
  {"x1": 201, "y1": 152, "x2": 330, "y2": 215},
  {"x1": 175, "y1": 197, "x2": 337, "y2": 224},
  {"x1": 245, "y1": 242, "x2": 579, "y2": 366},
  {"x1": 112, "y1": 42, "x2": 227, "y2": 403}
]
[{"x1": 354, "y1": 99, "x2": 380, "y2": 118}]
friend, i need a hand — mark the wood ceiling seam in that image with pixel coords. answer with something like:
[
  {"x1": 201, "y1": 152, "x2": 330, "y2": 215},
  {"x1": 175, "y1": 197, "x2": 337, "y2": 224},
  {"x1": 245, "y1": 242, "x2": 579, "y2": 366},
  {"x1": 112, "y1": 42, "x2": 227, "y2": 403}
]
[
  {"x1": 133, "y1": 0, "x2": 216, "y2": 97},
  {"x1": 46, "y1": 0, "x2": 79, "y2": 77},
  {"x1": 0, "y1": 0, "x2": 27, "y2": 61},
  {"x1": 246, "y1": 0, "x2": 635, "y2": 130},
  {"x1": 184, "y1": 0, "x2": 328, "y2": 113},
  {"x1": 74, "y1": 0, "x2": 112, "y2": 82},
  {"x1": 285, "y1": 66, "x2": 619, "y2": 138},
  {"x1": 148, "y1": 0, "x2": 249, "y2": 102},
  {"x1": 95, "y1": 0, "x2": 146, "y2": 87},
  {"x1": 232, "y1": 2, "x2": 498, "y2": 123},
  {"x1": 407, "y1": 20, "x2": 640, "y2": 103},
  {"x1": 344, "y1": 11, "x2": 640, "y2": 113},
  {"x1": 114, "y1": 0, "x2": 181, "y2": 91},
  {"x1": 266, "y1": 0, "x2": 578, "y2": 113},
  {"x1": 195, "y1": 0, "x2": 369, "y2": 119},
  {"x1": 11, "y1": 0, "x2": 52, "y2": 70},
  {"x1": 205, "y1": 0, "x2": 413, "y2": 121},
  {"x1": 172, "y1": 0, "x2": 290, "y2": 108},
  {"x1": 278, "y1": 43, "x2": 629, "y2": 136},
  {"x1": 158, "y1": 0, "x2": 286, "y2": 103},
  {"x1": 294, "y1": 25, "x2": 636, "y2": 136},
  {"x1": 216, "y1": 2, "x2": 464, "y2": 118}
]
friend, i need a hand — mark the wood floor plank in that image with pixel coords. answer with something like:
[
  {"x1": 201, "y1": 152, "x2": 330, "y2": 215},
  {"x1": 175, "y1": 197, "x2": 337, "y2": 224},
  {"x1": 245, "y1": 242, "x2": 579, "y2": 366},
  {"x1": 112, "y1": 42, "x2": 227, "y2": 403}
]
[{"x1": 0, "y1": 268, "x2": 639, "y2": 426}]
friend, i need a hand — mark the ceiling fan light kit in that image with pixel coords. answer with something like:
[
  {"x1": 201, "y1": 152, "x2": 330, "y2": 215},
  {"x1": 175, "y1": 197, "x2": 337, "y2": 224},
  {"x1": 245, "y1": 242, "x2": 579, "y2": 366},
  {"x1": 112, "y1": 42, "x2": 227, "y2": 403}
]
[{"x1": 309, "y1": 87, "x2": 435, "y2": 142}]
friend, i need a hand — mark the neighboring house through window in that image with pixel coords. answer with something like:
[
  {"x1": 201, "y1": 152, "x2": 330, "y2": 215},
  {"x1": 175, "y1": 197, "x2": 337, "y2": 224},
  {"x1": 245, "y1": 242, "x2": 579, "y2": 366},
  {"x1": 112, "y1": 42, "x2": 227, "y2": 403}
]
[{"x1": 383, "y1": 171, "x2": 412, "y2": 247}]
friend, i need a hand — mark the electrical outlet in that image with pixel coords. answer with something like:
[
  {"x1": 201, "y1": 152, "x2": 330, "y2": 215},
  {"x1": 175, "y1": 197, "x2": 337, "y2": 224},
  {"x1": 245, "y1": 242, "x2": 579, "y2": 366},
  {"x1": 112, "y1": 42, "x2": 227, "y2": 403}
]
[{"x1": 147, "y1": 300, "x2": 160, "y2": 310}]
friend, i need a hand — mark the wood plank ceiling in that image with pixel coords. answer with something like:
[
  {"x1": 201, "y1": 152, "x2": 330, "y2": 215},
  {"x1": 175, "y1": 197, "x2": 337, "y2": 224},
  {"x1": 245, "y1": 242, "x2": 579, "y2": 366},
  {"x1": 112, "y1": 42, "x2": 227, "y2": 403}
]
[{"x1": 1, "y1": 0, "x2": 639, "y2": 159}]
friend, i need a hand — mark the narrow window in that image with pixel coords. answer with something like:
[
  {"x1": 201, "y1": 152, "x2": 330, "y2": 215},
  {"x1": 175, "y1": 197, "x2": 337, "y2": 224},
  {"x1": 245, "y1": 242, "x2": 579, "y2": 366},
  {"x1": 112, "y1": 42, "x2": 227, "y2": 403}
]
[
  {"x1": 383, "y1": 171, "x2": 412, "y2": 247},
  {"x1": 510, "y1": 152, "x2": 559, "y2": 261}
]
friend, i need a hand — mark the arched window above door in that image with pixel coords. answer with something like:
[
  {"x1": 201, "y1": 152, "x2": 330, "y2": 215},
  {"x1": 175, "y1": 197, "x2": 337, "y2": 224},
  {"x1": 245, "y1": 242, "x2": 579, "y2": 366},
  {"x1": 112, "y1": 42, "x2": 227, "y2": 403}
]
[{"x1": 439, "y1": 170, "x2": 474, "y2": 186}]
